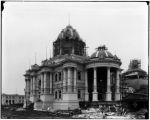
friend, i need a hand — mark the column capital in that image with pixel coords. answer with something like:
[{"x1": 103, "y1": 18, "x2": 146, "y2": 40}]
[
  {"x1": 107, "y1": 67, "x2": 111, "y2": 70},
  {"x1": 93, "y1": 67, "x2": 97, "y2": 70}
]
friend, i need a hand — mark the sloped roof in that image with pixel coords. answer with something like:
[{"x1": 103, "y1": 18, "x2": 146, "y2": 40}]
[{"x1": 123, "y1": 68, "x2": 147, "y2": 77}]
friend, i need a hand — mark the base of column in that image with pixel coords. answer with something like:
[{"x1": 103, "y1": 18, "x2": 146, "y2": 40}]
[
  {"x1": 92, "y1": 92, "x2": 98, "y2": 101},
  {"x1": 115, "y1": 92, "x2": 121, "y2": 101},
  {"x1": 40, "y1": 94, "x2": 54, "y2": 102},
  {"x1": 34, "y1": 100, "x2": 43, "y2": 110},
  {"x1": 23, "y1": 99, "x2": 32, "y2": 108},
  {"x1": 105, "y1": 92, "x2": 112, "y2": 101},
  {"x1": 62, "y1": 93, "x2": 78, "y2": 101},
  {"x1": 53, "y1": 100, "x2": 79, "y2": 110},
  {"x1": 60, "y1": 93, "x2": 79, "y2": 110},
  {"x1": 42, "y1": 101, "x2": 53, "y2": 110},
  {"x1": 39, "y1": 94, "x2": 54, "y2": 110},
  {"x1": 29, "y1": 95, "x2": 37, "y2": 103}
]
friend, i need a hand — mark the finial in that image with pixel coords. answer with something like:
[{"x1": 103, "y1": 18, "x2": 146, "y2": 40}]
[
  {"x1": 29, "y1": 59, "x2": 31, "y2": 69},
  {"x1": 46, "y1": 47, "x2": 47, "y2": 59},
  {"x1": 68, "y1": 13, "x2": 70, "y2": 25},
  {"x1": 35, "y1": 52, "x2": 37, "y2": 64},
  {"x1": 96, "y1": 45, "x2": 107, "y2": 51},
  {"x1": 16, "y1": 88, "x2": 17, "y2": 94},
  {"x1": 50, "y1": 48, "x2": 51, "y2": 58}
]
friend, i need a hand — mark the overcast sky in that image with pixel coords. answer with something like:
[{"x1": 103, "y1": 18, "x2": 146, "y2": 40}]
[{"x1": 2, "y1": 2, "x2": 148, "y2": 95}]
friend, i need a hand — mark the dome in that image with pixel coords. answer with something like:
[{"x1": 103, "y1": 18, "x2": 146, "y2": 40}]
[
  {"x1": 31, "y1": 64, "x2": 39, "y2": 71},
  {"x1": 91, "y1": 45, "x2": 119, "y2": 60},
  {"x1": 58, "y1": 25, "x2": 80, "y2": 39},
  {"x1": 53, "y1": 25, "x2": 86, "y2": 57}
]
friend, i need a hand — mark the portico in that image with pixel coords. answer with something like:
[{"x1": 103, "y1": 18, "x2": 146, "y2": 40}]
[{"x1": 85, "y1": 66, "x2": 121, "y2": 102}]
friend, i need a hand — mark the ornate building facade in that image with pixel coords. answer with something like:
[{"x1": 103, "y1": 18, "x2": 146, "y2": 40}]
[{"x1": 24, "y1": 25, "x2": 122, "y2": 110}]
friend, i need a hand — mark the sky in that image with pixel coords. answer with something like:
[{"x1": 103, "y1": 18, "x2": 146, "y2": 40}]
[{"x1": 2, "y1": 2, "x2": 148, "y2": 95}]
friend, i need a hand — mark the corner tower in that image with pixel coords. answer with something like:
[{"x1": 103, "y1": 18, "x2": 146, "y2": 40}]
[{"x1": 53, "y1": 25, "x2": 86, "y2": 57}]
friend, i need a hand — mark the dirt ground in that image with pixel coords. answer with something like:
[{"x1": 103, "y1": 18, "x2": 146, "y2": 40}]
[{"x1": 1, "y1": 107, "x2": 72, "y2": 119}]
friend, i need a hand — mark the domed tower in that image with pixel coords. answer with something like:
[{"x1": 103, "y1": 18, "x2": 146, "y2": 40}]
[
  {"x1": 85, "y1": 45, "x2": 122, "y2": 102},
  {"x1": 53, "y1": 25, "x2": 86, "y2": 57}
]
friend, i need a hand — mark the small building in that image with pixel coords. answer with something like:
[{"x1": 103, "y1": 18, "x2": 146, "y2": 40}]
[
  {"x1": 121, "y1": 59, "x2": 148, "y2": 110},
  {"x1": 24, "y1": 25, "x2": 122, "y2": 110},
  {"x1": 1, "y1": 93, "x2": 24, "y2": 105}
]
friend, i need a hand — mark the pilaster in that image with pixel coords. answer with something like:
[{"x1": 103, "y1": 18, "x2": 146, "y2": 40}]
[
  {"x1": 85, "y1": 70, "x2": 89, "y2": 101},
  {"x1": 115, "y1": 69, "x2": 121, "y2": 101}
]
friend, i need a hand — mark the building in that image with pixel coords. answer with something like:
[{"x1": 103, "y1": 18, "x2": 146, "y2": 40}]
[
  {"x1": 24, "y1": 25, "x2": 122, "y2": 110},
  {"x1": 121, "y1": 59, "x2": 148, "y2": 110},
  {"x1": 1, "y1": 93, "x2": 24, "y2": 105},
  {"x1": 121, "y1": 59, "x2": 148, "y2": 98}
]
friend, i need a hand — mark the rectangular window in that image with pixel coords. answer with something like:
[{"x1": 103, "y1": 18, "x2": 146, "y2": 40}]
[
  {"x1": 78, "y1": 90, "x2": 81, "y2": 99},
  {"x1": 78, "y1": 71, "x2": 81, "y2": 80},
  {"x1": 59, "y1": 72, "x2": 61, "y2": 81},
  {"x1": 55, "y1": 91, "x2": 57, "y2": 99},
  {"x1": 55, "y1": 74, "x2": 57, "y2": 81},
  {"x1": 59, "y1": 90, "x2": 61, "y2": 99}
]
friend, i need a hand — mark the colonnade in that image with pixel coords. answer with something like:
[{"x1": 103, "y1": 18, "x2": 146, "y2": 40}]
[
  {"x1": 85, "y1": 67, "x2": 120, "y2": 101},
  {"x1": 40, "y1": 72, "x2": 53, "y2": 95},
  {"x1": 25, "y1": 71, "x2": 53, "y2": 100},
  {"x1": 25, "y1": 66, "x2": 121, "y2": 102},
  {"x1": 25, "y1": 67, "x2": 78, "y2": 100},
  {"x1": 63, "y1": 67, "x2": 77, "y2": 93}
]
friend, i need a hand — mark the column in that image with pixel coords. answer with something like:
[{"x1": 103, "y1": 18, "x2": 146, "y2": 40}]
[
  {"x1": 41, "y1": 73, "x2": 44, "y2": 95},
  {"x1": 26, "y1": 79, "x2": 30, "y2": 99},
  {"x1": 68, "y1": 68, "x2": 71, "y2": 93},
  {"x1": 115, "y1": 69, "x2": 121, "y2": 101},
  {"x1": 46, "y1": 72, "x2": 50, "y2": 93},
  {"x1": 44, "y1": 72, "x2": 47, "y2": 94},
  {"x1": 74, "y1": 68, "x2": 77, "y2": 92},
  {"x1": 85, "y1": 70, "x2": 89, "y2": 101},
  {"x1": 30, "y1": 77, "x2": 33, "y2": 96},
  {"x1": 27, "y1": 80, "x2": 30, "y2": 92},
  {"x1": 28, "y1": 79, "x2": 31, "y2": 96},
  {"x1": 63, "y1": 69, "x2": 66, "y2": 93},
  {"x1": 92, "y1": 68, "x2": 98, "y2": 101},
  {"x1": 33, "y1": 76, "x2": 36, "y2": 96},
  {"x1": 25, "y1": 79, "x2": 27, "y2": 92},
  {"x1": 106, "y1": 67, "x2": 112, "y2": 101},
  {"x1": 50, "y1": 72, "x2": 52, "y2": 94}
]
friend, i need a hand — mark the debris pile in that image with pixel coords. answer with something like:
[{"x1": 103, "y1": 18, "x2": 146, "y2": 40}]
[{"x1": 72, "y1": 105, "x2": 142, "y2": 119}]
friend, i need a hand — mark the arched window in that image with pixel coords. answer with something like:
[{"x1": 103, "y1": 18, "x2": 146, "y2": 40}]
[
  {"x1": 59, "y1": 90, "x2": 61, "y2": 99},
  {"x1": 38, "y1": 80, "x2": 41, "y2": 92},
  {"x1": 59, "y1": 72, "x2": 61, "y2": 81},
  {"x1": 55, "y1": 74, "x2": 57, "y2": 82},
  {"x1": 55, "y1": 91, "x2": 57, "y2": 99},
  {"x1": 77, "y1": 71, "x2": 81, "y2": 80}
]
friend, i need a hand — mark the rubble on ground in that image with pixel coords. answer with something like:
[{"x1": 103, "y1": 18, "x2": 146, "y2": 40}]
[{"x1": 72, "y1": 105, "x2": 146, "y2": 119}]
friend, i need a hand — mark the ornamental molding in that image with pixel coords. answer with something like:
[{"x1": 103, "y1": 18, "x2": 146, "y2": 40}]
[
  {"x1": 86, "y1": 62, "x2": 120, "y2": 69},
  {"x1": 40, "y1": 67, "x2": 53, "y2": 73},
  {"x1": 63, "y1": 62, "x2": 77, "y2": 68}
]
